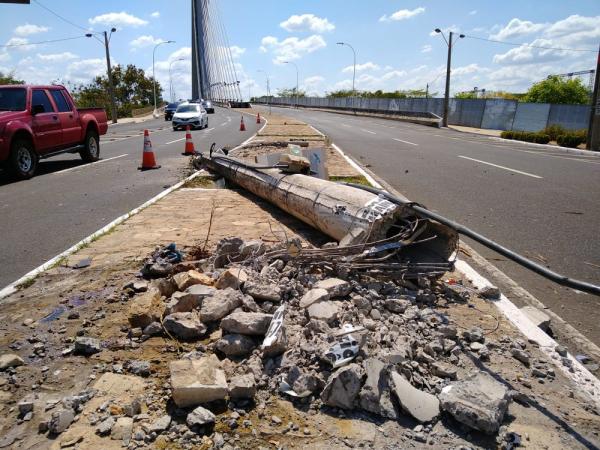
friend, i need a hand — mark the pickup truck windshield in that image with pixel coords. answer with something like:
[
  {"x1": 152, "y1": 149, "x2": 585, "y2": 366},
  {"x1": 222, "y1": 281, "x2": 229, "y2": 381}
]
[
  {"x1": 177, "y1": 104, "x2": 199, "y2": 113},
  {"x1": 0, "y1": 88, "x2": 26, "y2": 111}
]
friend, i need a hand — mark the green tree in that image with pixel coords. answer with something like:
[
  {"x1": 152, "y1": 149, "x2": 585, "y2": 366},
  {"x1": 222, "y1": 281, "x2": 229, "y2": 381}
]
[
  {"x1": 524, "y1": 76, "x2": 589, "y2": 104},
  {"x1": 276, "y1": 87, "x2": 306, "y2": 98},
  {"x1": 0, "y1": 71, "x2": 24, "y2": 85},
  {"x1": 71, "y1": 64, "x2": 162, "y2": 119},
  {"x1": 455, "y1": 91, "x2": 478, "y2": 99}
]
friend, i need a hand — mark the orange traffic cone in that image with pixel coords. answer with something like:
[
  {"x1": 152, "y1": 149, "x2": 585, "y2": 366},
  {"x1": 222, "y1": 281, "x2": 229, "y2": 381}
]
[
  {"x1": 182, "y1": 125, "x2": 196, "y2": 155},
  {"x1": 138, "y1": 129, "x2": 160, "y2": 170},
  {"x1": 256, "y1": 112, "x2": 261, "y2": 124},
  {"x1": 240, "y1": 116, "x2": 246, "y2": 131}
]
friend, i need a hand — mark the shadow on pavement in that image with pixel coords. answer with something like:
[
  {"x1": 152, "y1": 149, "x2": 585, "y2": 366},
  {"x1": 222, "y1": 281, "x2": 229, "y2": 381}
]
[{"x1": 0, "y1": 158, "x2": 89, "y2": 186}]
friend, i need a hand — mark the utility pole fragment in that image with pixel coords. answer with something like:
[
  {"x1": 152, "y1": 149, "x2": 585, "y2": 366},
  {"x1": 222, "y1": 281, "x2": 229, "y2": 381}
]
[
  {"x1": 586, "y1": 44, "x2": 600, "y2": 151},
  {"x1": 443, "y1": 32, "x2": 453, "y2": 128},
  {"x1": 103, "y1": 31, "x2": 117, "y2": 124}
]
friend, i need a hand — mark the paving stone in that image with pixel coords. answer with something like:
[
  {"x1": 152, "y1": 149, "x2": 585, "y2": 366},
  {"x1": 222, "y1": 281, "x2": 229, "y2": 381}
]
[
  {"x1": 170, "y1": 355, "x2": 228, "y2": 408},
  {"x1": 439, "y1": 371, "x2": 511, "y2": 434},
  {"x1": 220, "y1": 312, "x2": 272, "y2": 335},
  {"x1": 389, "y1": 371, "x2": 440, "y2": 423}
]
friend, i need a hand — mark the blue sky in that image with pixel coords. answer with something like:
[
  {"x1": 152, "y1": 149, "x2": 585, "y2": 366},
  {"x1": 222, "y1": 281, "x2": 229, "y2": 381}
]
[{"x1": 1, "y1": 1, "x2": 599, "y2": 100}]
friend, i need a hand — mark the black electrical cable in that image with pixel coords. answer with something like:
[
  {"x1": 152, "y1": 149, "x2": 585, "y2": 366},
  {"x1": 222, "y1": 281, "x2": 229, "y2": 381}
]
[{"x1": 342, "y1": 183, "x2": 600, "y2": 297}]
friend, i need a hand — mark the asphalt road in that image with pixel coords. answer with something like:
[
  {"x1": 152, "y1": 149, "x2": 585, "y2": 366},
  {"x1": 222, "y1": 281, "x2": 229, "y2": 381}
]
[
  {"x1": 0, "y1": 107, "x2": 257, "y2": 288},
  {"x1": 261, "y1": 106, "x2": 600, "y2": 345}
]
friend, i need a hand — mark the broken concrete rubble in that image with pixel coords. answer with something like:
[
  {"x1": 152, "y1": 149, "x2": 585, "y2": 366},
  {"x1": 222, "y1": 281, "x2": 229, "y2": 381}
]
[
  {"x1": 215, "y1": 333, "x2": 256, "y2": 357},
  {"x1": 164, "y1": 284, "x2": 215, "y2": 315},
  {"x1": 215, "y1": 267, "x2": 249, "y2": 289},
  {"x1": 439, "y1": 371, "x2": 511, "y2": 434},
  {"x1": 307, "y1": 301, "x2": 339, "y2": 324},
  {"x1": 187, "y1": 405, "x2": 216, "y2": 427},
  {"x1": 299, "y1": 288, "x2": 329, "y2": 308},
  {"x1": 74, "y1": 336, "x2": 102, "y2": 355},
  {"x1": 520, "y1": 305, "x2": 551, "y2": 331},
  {"x1": 199, "y1": 288, "x2": 245, "y2": 322},
  {"x1": 228, "y1": 374, "x2": 256, "y2": 399},
  {"x1": 163, "y1": 312, "x2": 207, "y2": 340},
  {"x1": 320, "y1": 363, "x2": 364, "y2": 409},
  {"x1": 170, "y1": 355, "x2": 228, "y2": 407},
  {"x1": 173, "y1": 270, "x2": 213, "y2": 291},
  {"x1": 0, "y1": 353, "x2": 24, "y2": 370},
  {"x1": 220, "y1": 311, "x2": 272, "y2": 335},
  {"x1": 127, "y1": 289, "x2": 162, "y2": 329},
  {"x1": 359, "y1": 358, "x2": 398, "y2": 419},
  {"x1": 243, "y1": 280, "x2": 281, "y2": 302},
  {"x1": 388, "y1": 371, "x2": 440, "y2": 423},
  {"x1": 314, "y1": 278, "x2": 352, "y2": 298}
]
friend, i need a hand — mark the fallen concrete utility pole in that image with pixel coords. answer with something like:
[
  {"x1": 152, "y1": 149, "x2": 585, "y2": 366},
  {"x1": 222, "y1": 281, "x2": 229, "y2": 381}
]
[{"x1": 196, "y1": 154, "x2": 458, "y2": 274}]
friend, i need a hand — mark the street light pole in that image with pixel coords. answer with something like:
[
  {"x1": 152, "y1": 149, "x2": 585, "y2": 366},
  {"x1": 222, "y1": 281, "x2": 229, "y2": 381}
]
[
  {"x1": 435, "y1": 29, "x2": 464, "y2": 127},
  {"x1": 87, "y1": 29, "x2": 118, "y2": 123},
  {"x1": 169, "y1": 58, "x2": 185, "y2": 103},
  {"x1": 153, "y1": 40, "x2": 175, "y2": 118},
  {"x1": 283, "y1": 61, "x2": 299, "y2": 108},
  {"x1": 258, "y1": 69, "x2": 271, "y2": 115},
  {"x1": 337, "y1": 42, "x2": 356, "y2": 110}
]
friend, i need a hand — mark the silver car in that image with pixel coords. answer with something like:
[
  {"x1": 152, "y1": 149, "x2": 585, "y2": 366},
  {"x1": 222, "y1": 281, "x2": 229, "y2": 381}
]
[{"x1": 172, "y1": 103, "x2": 208, "y2": 130}]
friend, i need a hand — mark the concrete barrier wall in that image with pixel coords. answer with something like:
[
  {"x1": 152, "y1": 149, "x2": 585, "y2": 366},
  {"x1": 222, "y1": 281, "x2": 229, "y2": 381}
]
[{"x1": 256, "y1": 97, "x2": 590, "y2": 131}]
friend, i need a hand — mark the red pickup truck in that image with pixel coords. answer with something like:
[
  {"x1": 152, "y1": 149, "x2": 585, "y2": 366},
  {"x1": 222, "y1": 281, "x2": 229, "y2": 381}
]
[{"x1": 0, "y1": 85, "x2": 108, "y2": 179}]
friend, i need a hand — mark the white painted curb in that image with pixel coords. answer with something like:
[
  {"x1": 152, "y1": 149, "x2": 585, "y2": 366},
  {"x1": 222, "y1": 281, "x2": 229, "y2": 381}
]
[
  {"x1": 327, "y1": 130, "x2": 600, "y2": 409},
  {"x1": 489, "y1": 136, "x2": 600, "y2": 158},
  {"x1": 0, "y1": 112, "x2": 268, "y2": 301}
]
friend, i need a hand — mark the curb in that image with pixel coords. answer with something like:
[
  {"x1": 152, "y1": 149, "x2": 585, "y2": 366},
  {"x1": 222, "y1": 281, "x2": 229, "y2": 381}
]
[
  {"x1": 0, "y1": 113, "x2": 269, "y2": 302},
  {"x1": 325, "y1": 133, "x2": 600, "y2": 407},
  {"x1": 488, "y1": 136, "x2": 600, "y2": 157}
]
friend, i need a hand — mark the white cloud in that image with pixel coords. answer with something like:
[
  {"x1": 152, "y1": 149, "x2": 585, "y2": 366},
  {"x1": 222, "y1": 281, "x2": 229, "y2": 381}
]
[
  {"x1": 37, "y1": 52, "x2": 78, "y2": 62},
  {"x1": 66, "y1": 58, "x2": 106, "y2": 84},
  {"x1": 421, "y1": 44, "x2": 432, "y2": 53},
  {"x1": 152, "y1": 47, "x2": 192, "y2": 101},
  {"x1": 452, "y1": 63, "x2": 489, "y2": 76},
  {"x1": 14, "y1": 24, "x2": 49, "y2": 36},
  {"x1": 380, "y1": 7, "x2": 425, "y2": 22},
  {"x1": 469, "y1": 10, "x2": 477, "y2": 16},
  {"x1": 304, "y1": 75, "x2": 324, "y2": 86},
  {"x1": 342, "y1": 62, "x2": 379, "y2": 73},
  {"x1": 381, "y1": 70, "x2": 407, "y2": 81},
  {"x1": 490, "y1": 18, "x2": 545, "y2": 41},
  {"x1": 280, "y1": 14, "x2": 334, "y2": 33},
  {"x1": 150, "y1": 11, "x2": 160, "y2": 18},
  {"x1": 260, "y1": 34, "x2": 326, "y2": 64},
  {"x1": 429, "y1": 25, "x2": 460, "y2": 37},
  {"x1": 130, "y1": 35, "x2": 163, "y2": 49},
  {"x1": 89, "y1": 12, "x2": 148, "y2": 28},
  {"x1": 5, "y1": 37, "x2": 34, "y2": 51},
  {"x1": 229, "y1": 45, "x2": 246, "y2": 59}
]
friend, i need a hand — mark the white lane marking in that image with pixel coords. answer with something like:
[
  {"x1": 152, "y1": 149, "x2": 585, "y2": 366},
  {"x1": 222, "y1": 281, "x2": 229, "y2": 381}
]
[
  {"x1": 361, "y1": 129, "x2": 376, "y2": 134},
  {"x1": 458, "y1": 155, "x2": 543, "y2": 179},
  {"x1": 220, "y1": 122, "x2": 227, "y2": 127},
  {"x1": 205, "y1": 127, "x2": 215, "y2": 132},
  {"x1": 164, "y1": 137, "x2": 186, "y2": 145},
  {"x1": 341, "y1": 123, "x2": 351, "y2": 128},
  {"x1": 393, "y1": 138, "x2": 418, "y2": 146},
  {"x1": 331, "y1": 143, "x2": 382, "y2": 188},
  {"x1": 53, "y1": 154, "x2": 128, "y2": 175}
]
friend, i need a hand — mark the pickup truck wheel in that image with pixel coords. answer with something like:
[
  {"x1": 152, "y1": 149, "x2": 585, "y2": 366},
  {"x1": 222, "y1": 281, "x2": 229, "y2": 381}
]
[
  {"x1": 9, "y1": 138, "x2": 38, "y2": 180},
  {"x1": 80, "y1": 129, "x2": 100, "y2": 163}
]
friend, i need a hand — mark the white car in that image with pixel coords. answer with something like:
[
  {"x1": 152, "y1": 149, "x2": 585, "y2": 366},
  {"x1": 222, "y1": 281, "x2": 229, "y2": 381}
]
[{"x1": 172, "y1": 103, "x2": 208, "y2": 130}]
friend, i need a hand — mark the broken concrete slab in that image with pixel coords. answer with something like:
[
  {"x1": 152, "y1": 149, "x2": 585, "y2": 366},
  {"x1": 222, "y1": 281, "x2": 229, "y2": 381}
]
[
  {"x1": 320, "y1": 363, "x2": 364, "y2": 409},
  {"x1": 520, "y1": 305, "x2": 551, "y2": 331},
  {"x1": 243, "y1": 281, "x2": 282, "y2": 302},
  {"x1": 213, "y1": 237, "x2": 244, "y2": 268},
  {"x1": 438, "y1": 371, "x2": 511, "y2": 434},
  {"x1": 384, "y1": 298, "x2": 411, "y2": 314},
  {"x1": 199, "y1": 288, "x2": 244, "y2": 322},
  {"x1": 314, "y1": 278, "x2": 352, "y2": 298},
  {"x1": 0, "y1": 353, "x2": 24, "y2": 370},
  {"x1": 228, "y1": 374, "x2": 256, "y2": 399},
  {"x1": 186, "y1": 406, "x2": 216, "y2": 427},
  {"x1": 359, "y1": 358, "x2": 397, "y2": 419},
  {"x1": 307, "y1": 301, "x2": 339, "y2": 324},
  {"x1": 164, "y1": 285, "x2": 216, "y2": 315},
  {"x1": 299, "y1": 288, "x2": 329, "y2": 308},
  {"x1": 389, "y1": 371, "x2": 440, "y2": 423},
  {"x1": 149, "y1": 415, "x2": 171, "y2": 433},
  {"x1": 163, "y1": 312, "x2": 207, "y2": 340},
  {"x1": 239, "y1": 239, "x2": 266, "y2": 259},
  {"x1": 215, "y1": 334, "x2": 257, "y2": 357},
  {"x1": 215, "y1": 267, "x2": 249, "y2": 290},
  {"x1": 220, "y1": 311, "x2": 272, "y2": 335},
  {"x1": 48, "y1": 408, "x2": 74, "y2": 435},
  {"x1": 74, "y1": 337, "x2": 102, "y2": 356},
  {"x1": 127, "y1": 289, "x2": 162, "y2": 329},
  {"x1": 170, "y1": 355, "x2": 228, "y2": 408},
  {"x1": 172, "y1": 270, "x2": 213, "y2": 291}
]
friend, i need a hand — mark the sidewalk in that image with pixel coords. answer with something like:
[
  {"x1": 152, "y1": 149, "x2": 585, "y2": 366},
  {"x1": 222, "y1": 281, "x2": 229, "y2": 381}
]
[
  {"x1": 0, "y1": 109, "x2": 598, "y2": 449},
  {"x1": 449, "y1": 125, "x2": 502, "y2": 137}
]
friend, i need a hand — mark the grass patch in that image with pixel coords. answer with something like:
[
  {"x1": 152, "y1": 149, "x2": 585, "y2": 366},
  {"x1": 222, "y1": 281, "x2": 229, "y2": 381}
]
[
  {"x1": 17, "y1": 277, "x2": 36, "y2": 289},
  {"x1": 183, "y1": 176, "x2": 214, "y2": 188},
  {"x1": 329, "y1": 175, "x2": 372, "y2": 187}
]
